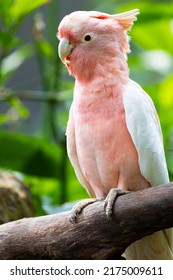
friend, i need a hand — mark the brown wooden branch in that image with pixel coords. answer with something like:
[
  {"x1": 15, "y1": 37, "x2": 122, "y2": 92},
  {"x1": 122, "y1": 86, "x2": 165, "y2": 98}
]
[
  {"x1": 0, "y1": 173, "x2": 34, "y2": 224},
  {"x1": 0, "y1": 183, "x2": 173, "y2": 260}
]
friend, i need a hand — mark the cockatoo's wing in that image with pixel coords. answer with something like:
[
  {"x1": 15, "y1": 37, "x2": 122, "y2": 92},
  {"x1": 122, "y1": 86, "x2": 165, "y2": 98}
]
[
  {"x1": 123, "y1": 81, "x2": 172, "y2": 260},
  {"x1": 123, "y1": 81, "x2": 169, "y2": 187},
  {"x1": 66, "y1": 103, "x2": 95, "y2": 197}
]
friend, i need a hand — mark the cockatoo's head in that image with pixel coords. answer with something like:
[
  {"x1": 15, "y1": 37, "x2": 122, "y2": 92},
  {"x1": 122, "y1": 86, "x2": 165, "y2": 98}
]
[{"x1": 57, "y1": 9, "x2": 139, "y2": 81}]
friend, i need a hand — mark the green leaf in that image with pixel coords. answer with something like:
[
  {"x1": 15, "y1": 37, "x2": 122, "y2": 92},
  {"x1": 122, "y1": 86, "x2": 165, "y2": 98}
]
[
  {"x1": 0, "y1": 114, "x2": 10, "y2": 126},
  {"x1": 119, "y1": 1, "x2": 173, "y2": 21},
  {"x1": 157, "y1": 74, "x2": 173, "y2": 140},
  {"x1": 0, "y1": 0, "x2": 14, "y2": 26},
  {"x1": 158, "y1": 75, "x2": 173, "y2": 109},
  {"x1": 0, "y1": 31, "x2": 20, "y2": 52},
  {"x1": 0, "y1": 131, "x2": 62, "y2": 178},
  {"x1": 132, "y1": 19, "x2": 173, "y2": 54},
  {"x1": 10, "y1": 0, "x2": 49, "y2": 21},
  {"x1": 8, "y1": 97, "x2": 29, "y2": 119},
  {"x1": 0, "y1": 44, "x2": 33, "y2": 85},
  {"x1": 36, "y1": 40, "x2": 54, "y2": 59}
]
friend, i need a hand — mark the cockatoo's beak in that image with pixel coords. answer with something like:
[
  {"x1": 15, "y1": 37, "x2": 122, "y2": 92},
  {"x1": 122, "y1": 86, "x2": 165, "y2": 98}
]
[{"x1": 58, "y1": 38, "x2": 74, "y2": 65}]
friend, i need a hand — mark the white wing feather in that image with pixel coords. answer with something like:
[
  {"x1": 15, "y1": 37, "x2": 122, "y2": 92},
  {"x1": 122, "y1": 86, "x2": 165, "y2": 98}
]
[
  {"x1": 123, "y1": 80, "x2": 172, "y2": 260},
  {"x1": 123, "y1": 80, "x2": 169, "y2": 186}
]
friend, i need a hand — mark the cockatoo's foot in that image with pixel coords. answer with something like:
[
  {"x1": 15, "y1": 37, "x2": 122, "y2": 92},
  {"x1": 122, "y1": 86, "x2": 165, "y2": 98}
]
[
  {"x1": 105, "y1": 188, "x2": 129, "y2": 220},
  {"x1": 69, "y1": 198, "x2": 103, "y2": 224}
]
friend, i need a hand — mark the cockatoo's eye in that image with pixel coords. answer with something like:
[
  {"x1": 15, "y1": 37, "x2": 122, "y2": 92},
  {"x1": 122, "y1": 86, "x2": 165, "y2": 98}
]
[
  {"x1": 84, "y1": 35, "x2": 92, "y2": 41},
  {"x1": 82, "y1": 34, "x2": 93, "y2": 43}
]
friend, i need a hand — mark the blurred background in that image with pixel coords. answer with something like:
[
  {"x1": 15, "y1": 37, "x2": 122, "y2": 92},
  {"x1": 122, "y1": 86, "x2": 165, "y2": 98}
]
[{"x1": 0, "y1": 0, "x2": 173, "y2": 218}]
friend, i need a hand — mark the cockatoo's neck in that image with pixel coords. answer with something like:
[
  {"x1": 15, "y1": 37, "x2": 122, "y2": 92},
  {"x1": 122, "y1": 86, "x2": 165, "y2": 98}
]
[
  {"x1": 74, "y1": 55, "x2": 129, "y2": 95},
  {"x1": 73, "y1": 60, "x2": 129, "y2": 108}
]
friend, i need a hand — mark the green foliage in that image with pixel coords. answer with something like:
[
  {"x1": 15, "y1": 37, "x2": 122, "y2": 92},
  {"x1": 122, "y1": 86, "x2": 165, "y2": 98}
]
[
  {"x1": 0, "y1": 0, "x2": 49, "y2": 27},
  {"x1": 1, "y1": 45, "x2": 34, "y2": 85},
  {"x1": 10, "y1": 0, "x2": 49, "y2": 21},
  {"x1": 0, "y1": 0, "x2": 50, "y2": 127},
  {"x1": 0, "y1": 131, "x2": 62, "y2": 178},
  {"x1": 0, "y1": 96, "x2": 29, "y2": 125},
  {"x1": 0, "y1": 0, "x2": 49, "y2": 84}
]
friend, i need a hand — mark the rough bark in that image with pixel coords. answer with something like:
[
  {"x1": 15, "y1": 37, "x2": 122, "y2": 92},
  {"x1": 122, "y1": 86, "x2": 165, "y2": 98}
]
[
  {"x1": 0, "y1": 183, "x2": 173, "y2": 260},
  {"x1": 0, "y1": 173, "x2": 34, "y2": 224}
]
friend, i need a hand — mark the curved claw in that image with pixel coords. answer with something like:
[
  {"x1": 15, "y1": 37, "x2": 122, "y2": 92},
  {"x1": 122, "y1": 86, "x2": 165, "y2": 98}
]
[
  {"x1": 68, "y1": 213, "x2": 77, "y2": 224},
  {"x1": 68, "y1": 198, "x2": 102, "y2": 224},
  {"x1": 104, "y1": 188, "x2": 130, "y2": 220}
]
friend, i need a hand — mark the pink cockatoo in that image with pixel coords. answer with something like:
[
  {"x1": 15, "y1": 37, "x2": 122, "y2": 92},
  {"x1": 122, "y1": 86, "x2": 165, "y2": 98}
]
[{"x1": 58, "y1": 9, "x2": 173, "y2": 259}]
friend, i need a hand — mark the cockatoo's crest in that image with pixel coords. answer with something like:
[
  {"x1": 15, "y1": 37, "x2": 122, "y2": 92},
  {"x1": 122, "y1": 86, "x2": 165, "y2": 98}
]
[
  {"x1": 110, "y1": 9, "x2": 139, "y2": 30},
  {"x1": 90, "y1": 9, "x2": 139, "y2": 31}
]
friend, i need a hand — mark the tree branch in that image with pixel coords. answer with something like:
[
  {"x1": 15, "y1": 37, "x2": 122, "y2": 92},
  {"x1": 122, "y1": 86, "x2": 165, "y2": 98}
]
[
  {"x1": 0, "y1": 89, "x2": 71, "y2": 103},
  {"x1": 0, "y1": 183, "x2": 173, "y2": 260}
]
